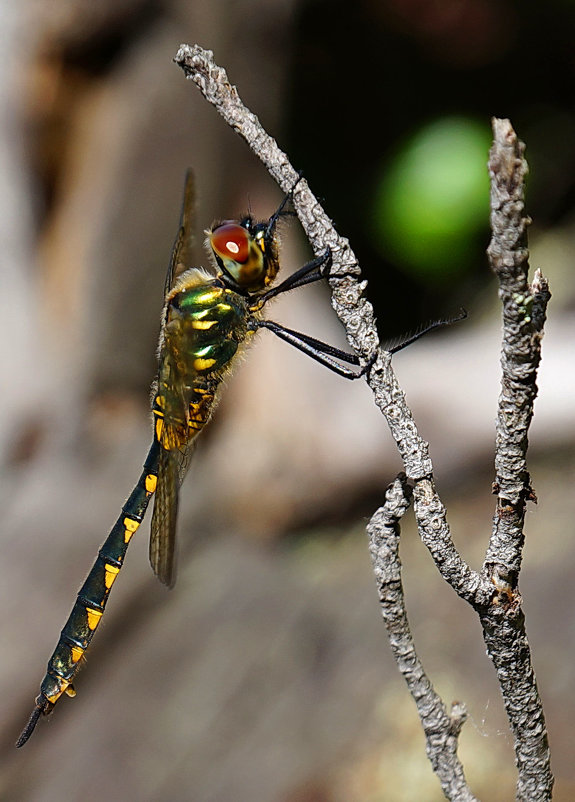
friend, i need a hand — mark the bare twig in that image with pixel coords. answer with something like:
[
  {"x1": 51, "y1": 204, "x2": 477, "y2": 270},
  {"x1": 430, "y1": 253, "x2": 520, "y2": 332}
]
[
  {"x1": 174, "y1": 43, "x2": 428, "y2": 481},
  {"x1": 174, "y1": 45, "x2": 553, "y2": 801},
  {"x1": 480, "y1": 118, "x2": 553, "y2": 801},
  {"x1": 367, "y1": 475, "x2": 478, "y2": 802},
  {"x1": 174, "y1": 44, "x2": 491, "y2": 602}
]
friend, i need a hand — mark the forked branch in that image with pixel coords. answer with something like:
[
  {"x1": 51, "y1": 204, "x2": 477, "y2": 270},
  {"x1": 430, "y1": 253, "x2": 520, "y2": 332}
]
[
  {"x1": 367, "y1": 475, "x2": 478, "y2": 802},
  {"x1": 175, "y1": 45, "x2": 553, "y2": 801}
]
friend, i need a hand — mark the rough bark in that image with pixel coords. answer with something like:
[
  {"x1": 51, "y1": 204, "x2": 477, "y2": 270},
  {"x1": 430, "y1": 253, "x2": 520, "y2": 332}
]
[{"x1": 175, "y1": 45, "x2": 553, "y2": 800}]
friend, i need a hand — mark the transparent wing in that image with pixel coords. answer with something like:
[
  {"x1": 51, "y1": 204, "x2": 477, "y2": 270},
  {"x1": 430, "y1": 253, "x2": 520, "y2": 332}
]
[
  {"x1": 165, "y1": 169, "x2": 196, "y2": 295},
  {"x1": 149, "y1": 446, "x2": 180, "y2": 588},
  {"x1": 148, "y1": 427, "x2": 198, "y2": 587},
  {"x1": 150, "y1": 169, "x2": 196, "y2": 587}
]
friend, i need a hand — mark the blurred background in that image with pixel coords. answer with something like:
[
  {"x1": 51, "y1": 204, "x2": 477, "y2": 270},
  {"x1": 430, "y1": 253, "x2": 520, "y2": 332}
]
[{"x1": 1, "y1": 1, "x2": 574, "y2": 800}]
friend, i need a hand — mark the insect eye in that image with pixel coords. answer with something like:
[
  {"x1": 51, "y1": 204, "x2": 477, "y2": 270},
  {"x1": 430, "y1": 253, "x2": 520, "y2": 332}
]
[
  {"x1": 209, "y1": 221, "x2": 266, "y2": 289},
  {"x1": 210, "y1": 223, "x2": 250, "y2": 264}
]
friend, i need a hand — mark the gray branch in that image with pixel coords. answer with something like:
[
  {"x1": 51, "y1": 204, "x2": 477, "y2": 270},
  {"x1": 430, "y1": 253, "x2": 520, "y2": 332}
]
[
  {"x1": 479, "y1": 118, "x2": 553, "y2": 801},
  {"x1": 174, "y1": 45, "x2": 553, "y2": 801},
  {"x1": 367, "y1": 476, "x2": 478, "y2": 802}
]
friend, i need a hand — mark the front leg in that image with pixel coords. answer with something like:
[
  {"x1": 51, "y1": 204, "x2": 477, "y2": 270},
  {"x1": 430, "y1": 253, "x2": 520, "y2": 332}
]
[
  {"x1": 252, "y1": 248, "x2": 332, "y2": 310},
  {"x1": 250, "y1": 317, "x2": 376, "y2": 380}
]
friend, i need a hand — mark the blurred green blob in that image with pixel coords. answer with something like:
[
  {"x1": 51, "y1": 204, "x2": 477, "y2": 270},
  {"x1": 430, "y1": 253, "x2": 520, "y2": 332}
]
[{"x1": 373, "y1": 117, "x2": 491, "y2": 281}]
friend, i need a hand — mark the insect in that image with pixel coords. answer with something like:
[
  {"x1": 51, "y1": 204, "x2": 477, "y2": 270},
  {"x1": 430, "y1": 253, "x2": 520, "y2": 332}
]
[{"x1": 16, "y1": 172, "x2": 373, "y2": 747}]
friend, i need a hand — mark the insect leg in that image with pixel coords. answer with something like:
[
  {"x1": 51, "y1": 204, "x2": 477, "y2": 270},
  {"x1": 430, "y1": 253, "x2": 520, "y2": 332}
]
[
  {"x1": 264, "y1": 171, "x2": 305, "y2": 240},
  {"x1": 252, "y1": 318, "x2": 375, "y2": 379},
  {"x1": 254, "y1": 248, "x2": 332, "y2": 308},
  {"x1": 387, "y1": 308, "x2": 468, "y2": 354}
]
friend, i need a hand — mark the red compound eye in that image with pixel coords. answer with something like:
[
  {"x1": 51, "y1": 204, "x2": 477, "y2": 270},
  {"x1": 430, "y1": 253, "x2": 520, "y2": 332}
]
[{"x1": 210, "y1": 223, "x2": 250, "y2": 263}]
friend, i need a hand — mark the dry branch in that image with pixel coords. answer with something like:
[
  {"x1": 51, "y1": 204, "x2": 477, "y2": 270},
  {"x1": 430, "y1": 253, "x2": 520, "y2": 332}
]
[
  {"x1": 367, "y1": 475, "x2": 478, "y2": 802},
  {"x1": 175, "y1": 45, "x2": 553, "y2": 801},
  {"x1": 479, "y1": 119, "x2": 553, "y2": 802}
]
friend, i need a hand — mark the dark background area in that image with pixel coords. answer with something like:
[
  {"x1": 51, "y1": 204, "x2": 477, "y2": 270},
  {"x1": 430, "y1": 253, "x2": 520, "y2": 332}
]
[{"x1": 1, "y1": 1, "x2": 574, "y2": 799}]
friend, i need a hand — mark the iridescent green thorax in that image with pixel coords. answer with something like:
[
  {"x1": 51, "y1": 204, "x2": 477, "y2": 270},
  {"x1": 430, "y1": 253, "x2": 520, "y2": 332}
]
[
  {"x1": 164, "y1": 275, "x2": 250, "y2": 381},
  {"x1": 153, "y1": 270, "x2": 252, "y2": 460}
]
